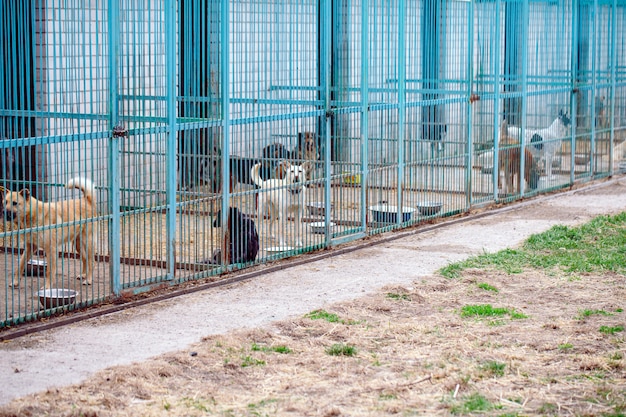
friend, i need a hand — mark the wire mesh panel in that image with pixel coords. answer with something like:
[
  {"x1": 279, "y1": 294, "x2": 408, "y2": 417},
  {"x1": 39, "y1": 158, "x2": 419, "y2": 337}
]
[
  {"x1": 2, "y1": 0, "x2": 626, "y2": 328},
  {"x1": 1, "y1": 0, "x2": 110, "y2": 325}
]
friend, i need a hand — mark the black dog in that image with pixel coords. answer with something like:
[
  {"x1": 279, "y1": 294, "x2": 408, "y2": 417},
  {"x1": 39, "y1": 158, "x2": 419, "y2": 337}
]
[
  {"x1": 199, "y1": 144, "x2": 289, "y2": 194},
  {"x1": 206, "y1": 207, "x2": 259, "y2": 265}
]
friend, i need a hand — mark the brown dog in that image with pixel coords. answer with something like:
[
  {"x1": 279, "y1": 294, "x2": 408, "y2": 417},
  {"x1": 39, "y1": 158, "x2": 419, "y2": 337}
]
[
  {"x1": 3, "y1": 177, "x2": 97, "y2": 289},
  {"x1": 294, "y1": 132, "x2": 319, "y2": 181},
  {"x1": 498, "y1": 120, "x2": 540, "y2": 194}
]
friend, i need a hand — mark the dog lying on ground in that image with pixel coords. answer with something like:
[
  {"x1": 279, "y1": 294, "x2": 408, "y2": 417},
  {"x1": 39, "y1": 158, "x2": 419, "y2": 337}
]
[
  {"x1": 251, "y1": 162, "x2": 306, "y2": 247},
  {"x1": 205, "y1": 206, "x2": 259, "y2": 265},
  {"x1": 3, "y1": 177, "x2": 97, "y2": 289},
  {"x1": 498, "y1": 119, "x2": 540, "y2": 194},
  {"x1": 507, "y1": 109, "x2": 571, "y2": 179}
]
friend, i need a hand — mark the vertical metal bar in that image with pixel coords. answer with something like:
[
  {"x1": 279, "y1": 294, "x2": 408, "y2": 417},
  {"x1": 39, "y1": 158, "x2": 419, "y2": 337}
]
[
  {"x1": 165, "y1": 0, "x2": 177, "y2": 279},
  {"x1": 360, "y1": 0, "x2": 369, "y2": 231},
  {"x1": 570, "y1": 0, "x2": 579, "y2": 183},
  {"x1": 590, "y1": 0, "x2": 597, "y2": 176},
  {"x1": 321, "y1": 0, "x2": 332, "y2": 243},
  {"x1": 220, "y1": 0, "x2": 231, "y2": 249},
  {"x1": 493, "y1": 0, "x2": 502, "y2": 201},
  {"x1": 397, "y1": 0, "x2": 406, "y2": 224},
  {"x1": 609, "y1": 0, "x2": 617, "y2": 174},
  {"x1": 108, "y1": 0, "x2": 121, "y2": 296},
  {"x1": 466, "y1": 0, "x2": 475, "y2": 207},
  {"x1": 519, "y1": 0, "x2": 529, "y2": 194}
]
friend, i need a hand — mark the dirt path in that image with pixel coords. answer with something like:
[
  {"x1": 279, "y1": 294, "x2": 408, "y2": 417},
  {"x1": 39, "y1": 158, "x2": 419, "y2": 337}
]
[{"x1": 1, "y1": 176, "x2": 625, "y2": 407}]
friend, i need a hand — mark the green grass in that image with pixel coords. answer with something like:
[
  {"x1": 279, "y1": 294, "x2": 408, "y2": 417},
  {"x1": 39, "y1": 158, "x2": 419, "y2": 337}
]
[
  {"x1": 577, "y1": 309, "x2": 613, "y2": 320},
  {"x1": 439, "y1": 213, "x2": 626, "y2": 278},
  {"x1": 599, "y1": 325, "x2": 624, "y2": 335},
  {"x1": 460, "y1": 304, "x2": 527, "y2": 320},
  {"x1": 450, "y1": 393, "x2": 498, "y2": 414},
  {"x1": 386, "y1": 292, "x2": 411, "y2": 301},
  {"x1": 558, "y1": 343, "x2": 574, "y2": 351},
  {"x1": 479, "y1": 360, "x2": 506, "y2": 377},
  {"x1": 477, "y1": 282, "x2": 499, "y2": 292},
  {"x1": 305, "y1": 309, "x2": 359, "y2": 325},
  {"x1": 251, "y1": 343, "x2": 292, "y2": 354},
  {"x1": 325, "y1": 343, "x2": 357, "y2": 356},
  {"x1": 240, "y1": 355, "x2": 266, "y2": 367}
]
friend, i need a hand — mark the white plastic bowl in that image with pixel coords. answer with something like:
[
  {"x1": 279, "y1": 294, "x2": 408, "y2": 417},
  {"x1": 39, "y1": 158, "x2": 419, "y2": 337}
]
[
  {"x1": 37, "y1": 288, "x2": 78, "y2": 309},
  {"x1": 417, "y1": 201, "x2": 443, "y2": 216},
  {"x1": 309, "y1": 221, "x2": 336, "y2": 234},
  {"x1": 369, "y1": 205, "x2": 416, "y2": 223}
]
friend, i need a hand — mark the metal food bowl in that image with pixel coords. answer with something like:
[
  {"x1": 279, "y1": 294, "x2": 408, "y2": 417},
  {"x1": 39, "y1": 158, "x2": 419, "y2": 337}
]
[
  {"x1": 417, "y1": 201, "x2": 443, "y2": 216},
  {"x1": 307, "y1": 202, "x2": 334, "y2": 217},
  {"x1": 309, "y1": 221, "x2": 336, "y2": 234},
  {"x1": 37, "y1": 288, "x2": 78, "y2": 309},
  {"x1": 369, "y1": 204, "x2": 416, "y2": 223},
  {"x1": 25, "y1": 259, "x2": 47, "y2": 276}
]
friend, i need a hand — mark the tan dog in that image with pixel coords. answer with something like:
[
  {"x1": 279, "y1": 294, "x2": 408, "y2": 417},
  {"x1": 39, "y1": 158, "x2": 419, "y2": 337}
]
[
  {"x1": 498, "y1": 120, "x2": 540, "y2": 194},
  {"x1": 294, "y1": 131, "x2": 319, "y2": 181},
  {"x1": 250, "y1": 162, "x2": 306, "y2": 247},
  {"x1": 3, "y1": 177, "x2": 97, "y2": 289}
]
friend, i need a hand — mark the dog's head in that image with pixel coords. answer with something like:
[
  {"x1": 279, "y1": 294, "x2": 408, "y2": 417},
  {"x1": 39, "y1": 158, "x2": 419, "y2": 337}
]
[
  {"x1": 3, "y1": 188, "x2": 32, "y2": 223},
  {"x1": 283, "y1": 163, "x2": 306, "y2": 191},
  {"x1": 297, "y1": 132, "x2": 319, "y2": 160},
  {"x1": 213, "y1": 206, "x2": 242, "y2": 228},
  {"x1": 558, "y1": 109, "x2": 571, "y2": 129},
  {"x1": 263, "y1": 143, "x2": 290, "y2": 161},
  {"x1": 273, "y1": 160, "x2": 292, "y2": 180}
]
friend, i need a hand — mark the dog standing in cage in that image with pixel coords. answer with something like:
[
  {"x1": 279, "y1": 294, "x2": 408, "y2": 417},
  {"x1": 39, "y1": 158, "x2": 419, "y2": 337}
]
[
  {"x1": 251, "y1": 162, "x2": 306, "y2": 247},
  {"x1": 507, "y1": 109, "x2": 571, "y2": 179},
  {"x1": 2, "y1": 177, "x2": 97, "y2": 289},
  {"x1": 498, "y1": 119, "x2": 540, "y2": 194}
]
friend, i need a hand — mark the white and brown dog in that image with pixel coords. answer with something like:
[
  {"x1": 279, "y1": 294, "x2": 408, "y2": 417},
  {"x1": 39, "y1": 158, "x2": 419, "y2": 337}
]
[
  {"x1": 251, "y1": 162, "x2": 306, "y2": 247},
  {"x1": 3, "y1": 177, "x2": 97, "y2": 289}
]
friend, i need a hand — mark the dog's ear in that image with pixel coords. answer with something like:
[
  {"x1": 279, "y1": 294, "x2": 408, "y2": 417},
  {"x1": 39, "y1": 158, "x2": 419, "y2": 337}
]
[
  {"x1": 500, "y1": 119, "x2": 508, "y2": 140},
  {"x1": 18, "y1": 188, "x2": 31, "y2": 200}
]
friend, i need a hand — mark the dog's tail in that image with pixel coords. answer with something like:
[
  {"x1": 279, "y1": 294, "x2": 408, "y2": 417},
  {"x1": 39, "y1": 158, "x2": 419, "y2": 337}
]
[
  {"x1": 66, "y1": 177, "x2": 96, "y2": 205},
  {"x1": 250, "y1": 163, "x2": 265, "y2": 188}
]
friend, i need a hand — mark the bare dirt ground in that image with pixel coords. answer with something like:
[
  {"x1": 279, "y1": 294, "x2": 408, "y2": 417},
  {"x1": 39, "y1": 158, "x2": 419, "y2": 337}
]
[{"x1": 0, "y1": 177, "x2": 625, "y2": 416}]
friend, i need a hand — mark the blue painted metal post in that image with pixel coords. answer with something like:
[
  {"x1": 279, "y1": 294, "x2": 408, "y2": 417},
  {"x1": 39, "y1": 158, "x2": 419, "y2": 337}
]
[
  {"x1": 220, "y1": 0, "x2": 231, "y2": 251},
  {"x1": 321, "y1": 0, "x2": 332, "y2": 243},
  {"x1": 590, "y1": 0, "x2": 598, "y2": 176},
  {"x1": 493, "y1": 0, "x2": 503, "y2": 201},
  {"x1": 570, "y1": 0, "x2": 579, "y2": 182},
  {"x1": 165, "y1": 0, "x2": 177, "y2": 279},
  {"x1": 466, "y1": 0, "x2": 475, "y2": 207},
  {"x1": 519, "y1": 0, "x2": 529, "y2": 195},
  {"x1": 397, "y1": 0, "x2": 406, "y2": 224},
  {"x1": 108, "y1": 0, "x2": 121, "y2": 295},
  {"x1": 360, "y1": 0, "x2": 369, "y2": 231},
  {"x1": 609, "y1": 0, "x2": 617, "y2": 174}
]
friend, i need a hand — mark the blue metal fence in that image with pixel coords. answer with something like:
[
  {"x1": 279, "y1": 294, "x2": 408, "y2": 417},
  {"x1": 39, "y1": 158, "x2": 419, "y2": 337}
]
[{"x1": 1, "y1": 0, "x2": 625, "y2": 328}]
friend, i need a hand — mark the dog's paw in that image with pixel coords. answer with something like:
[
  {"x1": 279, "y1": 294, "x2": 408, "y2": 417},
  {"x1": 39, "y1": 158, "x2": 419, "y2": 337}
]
[{"x1": 76, "y1": 276, "x2": 92, "y2": 285}]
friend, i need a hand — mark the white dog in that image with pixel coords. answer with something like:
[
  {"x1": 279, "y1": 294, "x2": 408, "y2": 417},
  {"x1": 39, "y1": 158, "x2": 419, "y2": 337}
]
[
  {"x1": 507, "y1": 109, "x2": 571, "y2": 179},
  {"x1": 251, "y1": 162, "x2": 306, "y2": 247}
]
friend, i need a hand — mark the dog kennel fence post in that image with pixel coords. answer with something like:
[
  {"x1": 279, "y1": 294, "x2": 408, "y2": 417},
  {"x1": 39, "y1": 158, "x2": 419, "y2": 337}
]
[
  {"x1": 396, "y1": 0, "x2": 406, "y2": 224},
  {"x1": 165, "y1": 0, "x2": 177, "y2": 279},
  {"x1": 608, "y1": 0, "x2": 617, "y2": 175},
  {"x1": 220, "y1": 0, "x2": 231, "y2": 263},
  {"x1": 359, "y1": 0, "x2": 369, "y2": 233},
  {"x1": 108, "y1": 0, "x2": 121, "y2": 296}
]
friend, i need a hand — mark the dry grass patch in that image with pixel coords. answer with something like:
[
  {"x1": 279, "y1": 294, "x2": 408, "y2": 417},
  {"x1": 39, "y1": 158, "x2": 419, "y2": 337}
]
[{"x1": 0, "y1": 267, "x2": 624, "y2": 417}]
